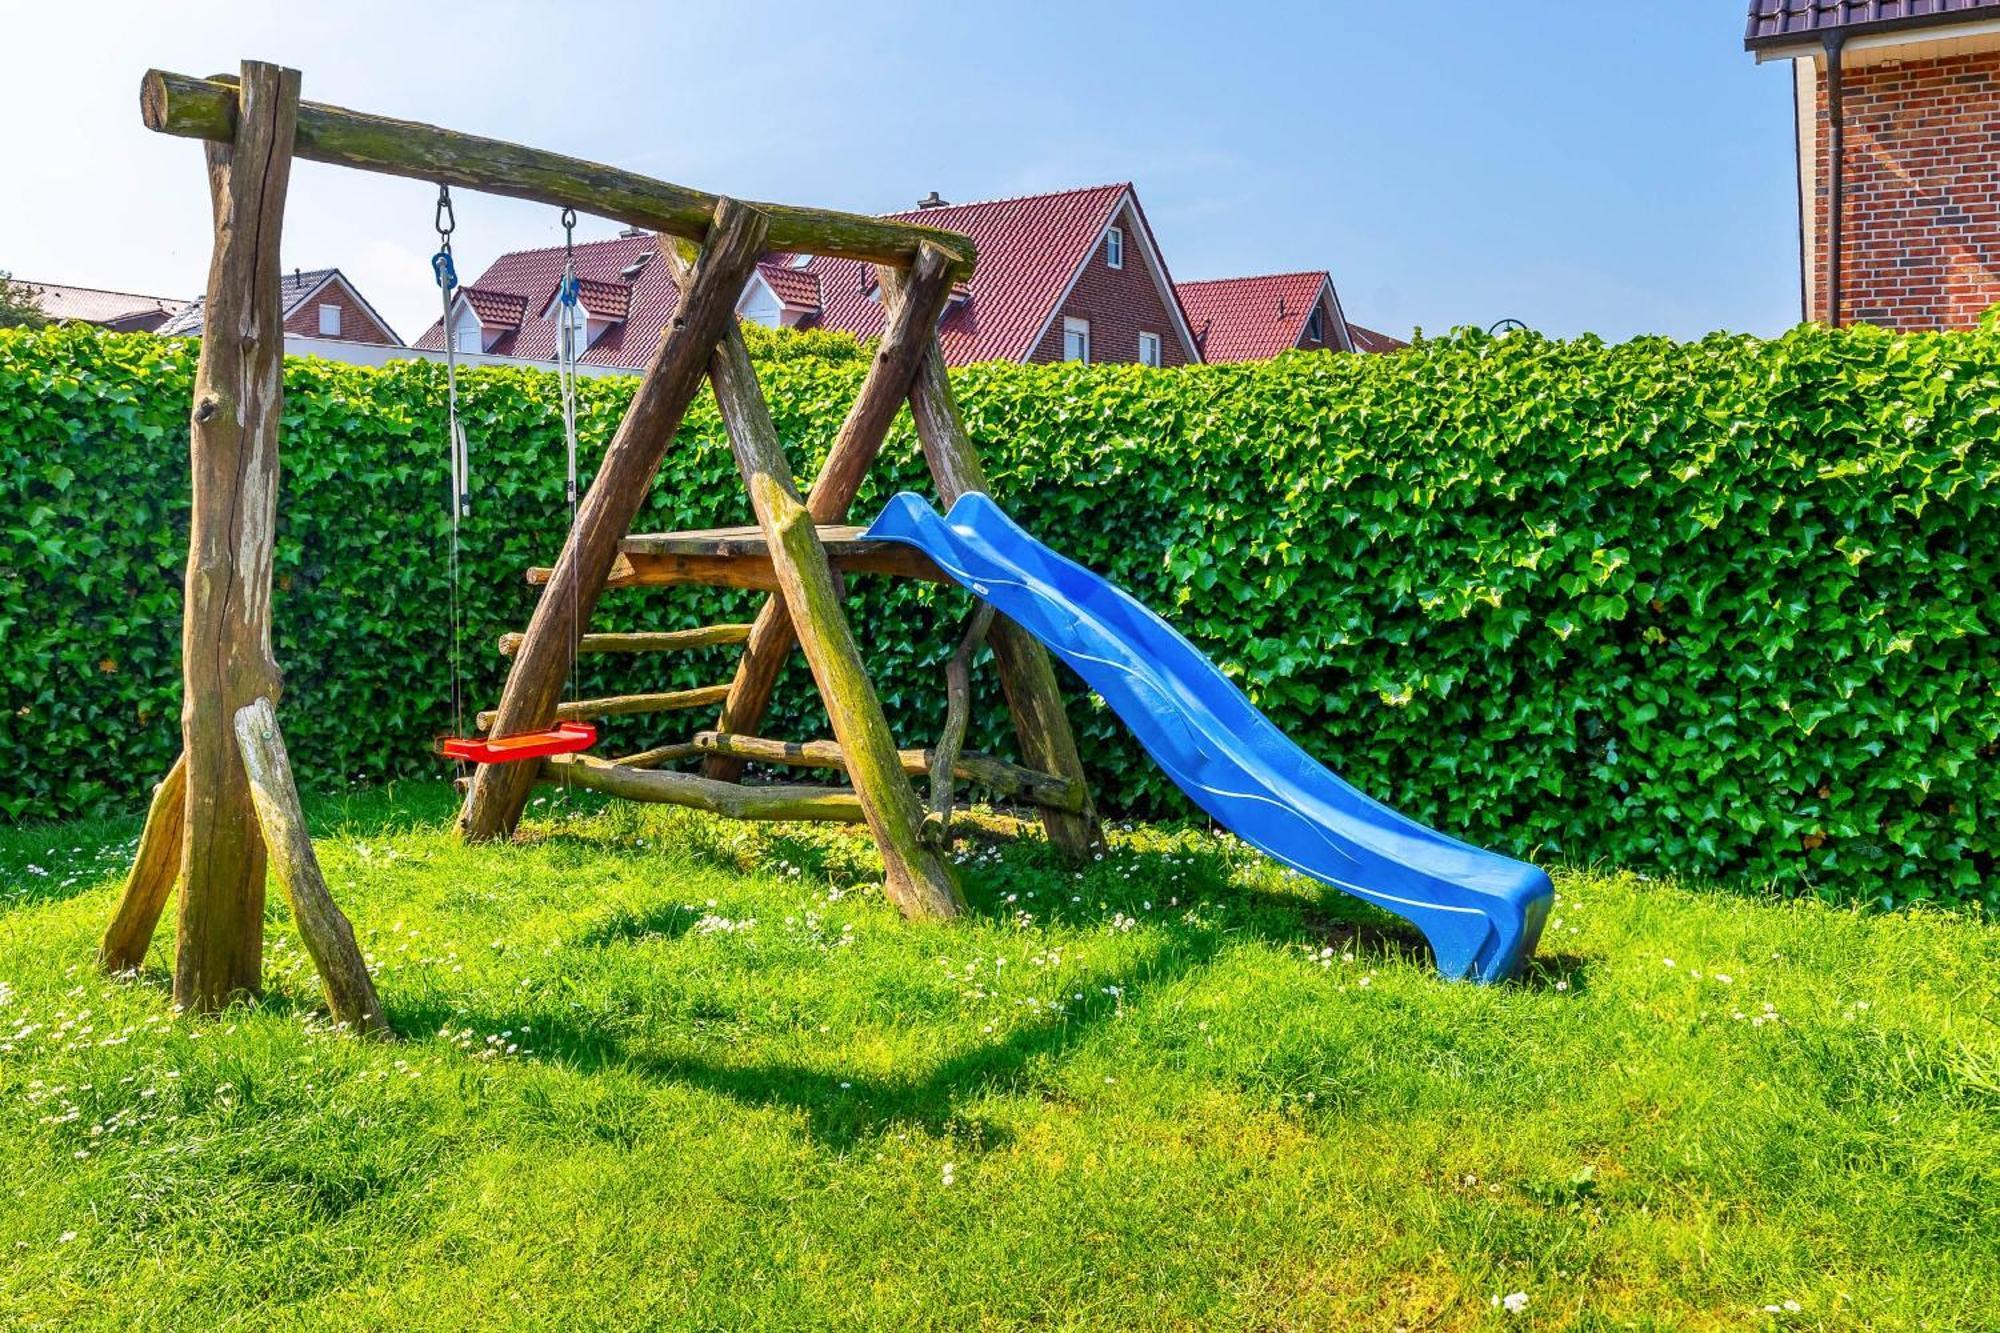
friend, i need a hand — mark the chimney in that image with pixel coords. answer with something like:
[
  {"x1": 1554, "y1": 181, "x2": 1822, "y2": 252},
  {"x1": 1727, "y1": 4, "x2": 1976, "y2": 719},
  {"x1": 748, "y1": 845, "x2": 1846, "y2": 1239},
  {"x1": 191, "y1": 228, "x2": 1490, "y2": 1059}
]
[
  {"x1": 618, "y1": 226, "x2": 646, "y2": 238},
  {"x1": 916, "y1": 191, "x2": 948, "y2": 210}
]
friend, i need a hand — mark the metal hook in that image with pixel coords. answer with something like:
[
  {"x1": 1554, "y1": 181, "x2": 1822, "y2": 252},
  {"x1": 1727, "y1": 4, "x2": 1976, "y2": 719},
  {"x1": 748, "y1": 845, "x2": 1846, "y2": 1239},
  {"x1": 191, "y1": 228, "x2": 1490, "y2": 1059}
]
[{"x1": 435, "y1": 184, "x2": 456, "y2": 238}]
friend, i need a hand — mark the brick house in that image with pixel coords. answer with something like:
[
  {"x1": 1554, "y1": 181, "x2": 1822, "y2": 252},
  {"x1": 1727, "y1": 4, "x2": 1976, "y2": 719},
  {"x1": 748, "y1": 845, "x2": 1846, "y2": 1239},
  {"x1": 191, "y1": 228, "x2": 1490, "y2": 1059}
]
[
  {"x1": 12, "y1": 280, "x2": 188, "y2": 332},
  {"x1": 1746, "y1": 0, "x2": 2000, "y2": 328},
  {"x1": 161, "y1": 267, "x2": 402, "y2": 346},
  {"x1": 421, "y1": 183, "x2": 1203, "y2": 368}
]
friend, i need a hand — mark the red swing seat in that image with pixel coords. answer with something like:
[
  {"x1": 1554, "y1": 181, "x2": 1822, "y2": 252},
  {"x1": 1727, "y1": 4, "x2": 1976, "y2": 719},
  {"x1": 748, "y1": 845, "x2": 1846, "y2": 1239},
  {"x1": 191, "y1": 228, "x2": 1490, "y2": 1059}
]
[{"x1": 439, "y1": 721, "x2": 597, "y2": 765}]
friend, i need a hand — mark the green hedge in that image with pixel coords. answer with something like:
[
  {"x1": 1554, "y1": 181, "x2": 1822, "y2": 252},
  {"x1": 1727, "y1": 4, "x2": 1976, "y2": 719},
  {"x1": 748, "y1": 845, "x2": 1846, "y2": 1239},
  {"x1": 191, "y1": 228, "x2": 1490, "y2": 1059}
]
[{"x1": 3, "y1": 321, "x2": 1995, "y2": 909}]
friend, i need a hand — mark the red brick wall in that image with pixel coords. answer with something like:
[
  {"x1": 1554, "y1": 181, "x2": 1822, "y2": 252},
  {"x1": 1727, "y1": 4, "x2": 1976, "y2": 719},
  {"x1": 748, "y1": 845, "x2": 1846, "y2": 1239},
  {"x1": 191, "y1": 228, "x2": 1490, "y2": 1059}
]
[
  {"x1": 1813, "y1": 49, "x2": 2000, "y2": 329},
  {"x1": 1027, "y1": 220, "x2": 1193, "y2": 365},
  {"x1": 1292, "y1": 288, "x2": 1343, "y2": 352},
  {"x1": 281, "y1": 280, "x2": 397, "y2": 345}
]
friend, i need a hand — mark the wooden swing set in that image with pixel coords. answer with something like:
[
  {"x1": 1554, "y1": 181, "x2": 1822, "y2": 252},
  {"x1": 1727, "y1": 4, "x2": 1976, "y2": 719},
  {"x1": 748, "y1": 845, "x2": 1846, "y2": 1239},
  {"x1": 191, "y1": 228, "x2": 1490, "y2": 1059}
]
[{"x1": 100, "y1": 61, "x2": 1103, "y2": 1033}]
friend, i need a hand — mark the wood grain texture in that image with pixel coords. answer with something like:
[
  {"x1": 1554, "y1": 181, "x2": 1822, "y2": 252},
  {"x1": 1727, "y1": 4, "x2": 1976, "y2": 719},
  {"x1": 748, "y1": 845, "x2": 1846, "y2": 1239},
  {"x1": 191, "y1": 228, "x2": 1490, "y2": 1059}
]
[
  {"x1": 476, "y1": 684, "x2": 730, "y2": 731},
  {"x1": 691, "y1": 730, "x2": 1083, "y2": 813},
  {"x1": 543, "y1": 754, "x2": 865, "y2": 822},
  {"x1": 139, "y1": 70, "x2": 973, "y2": 275},
  {"x1": 926, "y1": 603, "x2": 998, "y2": 845},
  {"x1": 670, "y1": 243, "x2": 964, "y2": 921},
  {"x1": 703, "y1": 243, "x2": 959, "y2": 783},
  {"x1": 172, "y1": 61, "x2": 300, "y2": 1013},
  {"x1": 498, "y1": 625, "x2": 752, "y2": 656},
  {"x1": 233, "y1": 698, "x2": 387, "y2": 1038},
  {"x1": 459, "y1": 198, "x2": 768, "y2": 842},
  {"x1": 99, "y1": 754, "x2": 186, "y2": 973},
  {"x1": 526, "y1": 544, "x2": 947, "y2": 591}
]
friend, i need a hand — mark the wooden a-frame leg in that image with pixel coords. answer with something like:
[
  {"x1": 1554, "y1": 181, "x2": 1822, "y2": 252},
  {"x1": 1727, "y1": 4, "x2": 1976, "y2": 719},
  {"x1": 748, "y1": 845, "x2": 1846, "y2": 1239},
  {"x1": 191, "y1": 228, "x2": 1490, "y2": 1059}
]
[
  {"x1": 458, "y1": 198, "x2": 769, "y2": 842},
  {"x1": 668, "y1": 246, "x2": 965, "y2": 920},
  {"x1": 100, "y1": 753, "x2": 186, "y2": 973},
  {"x1": 701, "y1": 242, "x2": 959, "y2": 782},
  {"x1": 897, "y1": 317, "x2": 1103, "y2": 861}
]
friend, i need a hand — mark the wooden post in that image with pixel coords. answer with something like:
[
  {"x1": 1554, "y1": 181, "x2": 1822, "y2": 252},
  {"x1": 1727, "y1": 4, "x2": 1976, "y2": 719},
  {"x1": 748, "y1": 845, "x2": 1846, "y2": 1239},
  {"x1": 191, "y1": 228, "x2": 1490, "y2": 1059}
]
[
  {"x1": 170, "y1": 60, "x2": 300, "y2": 1012},
  {"x1": 670, "y1": 246, "x2": 965, "y2": 920},
  {"x1": 701, "y1": 243, "x2": 959, "y2": 782},
  {"x1": 924, "y1": 604, "x2": 997, "y2": 847},
  {"x1": 458, "y1": 197, "x2": 769, "y2": 842},
  {"x1": 233, "y1": 698, "x2": 387, "y2": 1038},
  {"x1": 891, "y1": 280, "x2": 1103, "y2": 861},
  {"x1": 99, "y1": 754, "x2": 186, "y2": 973}
]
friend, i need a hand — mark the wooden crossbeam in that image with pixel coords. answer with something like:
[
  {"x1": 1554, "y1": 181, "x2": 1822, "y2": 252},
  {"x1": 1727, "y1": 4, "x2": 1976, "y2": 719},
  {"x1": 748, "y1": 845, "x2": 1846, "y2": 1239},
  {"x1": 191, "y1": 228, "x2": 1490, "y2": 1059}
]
[
  {"x1": 527, "y1": 542, "x2": 947, "y2": 591},
  {"x1": 498, "y1": 625, "x2": 752, "y2": 656},
  {"x1": 544, "y1": 754, "x2": 864, "y2": 823},
  {"x1": 459, "y1": 198, "x2": 769, "y2": 842},
  {"x1": 667, "y1": 243, "x2": 965, "y2": 920},
  {"x1": 476, "y1": 685, "x2": 729, "y2": 731},
  {"x1": 140, "y1": 71, "x2": 973, "y2": 275},
  {"x1": 692, "y1": 731, "x2": 1085, "y2": 813},
  {"x1": 702, "y1": 243, "x2": 960, "y2": 784},
  {"x1": 611, "y1": 742, "x2": 706, "y2": 769}
]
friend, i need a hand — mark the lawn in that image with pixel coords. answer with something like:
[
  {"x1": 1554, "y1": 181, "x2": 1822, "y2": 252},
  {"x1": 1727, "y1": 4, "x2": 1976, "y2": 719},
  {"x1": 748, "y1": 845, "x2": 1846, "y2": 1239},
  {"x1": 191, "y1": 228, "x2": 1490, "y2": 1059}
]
[{"x1": 0, "y1": 785, "x2": 1993, "y2": 1330}]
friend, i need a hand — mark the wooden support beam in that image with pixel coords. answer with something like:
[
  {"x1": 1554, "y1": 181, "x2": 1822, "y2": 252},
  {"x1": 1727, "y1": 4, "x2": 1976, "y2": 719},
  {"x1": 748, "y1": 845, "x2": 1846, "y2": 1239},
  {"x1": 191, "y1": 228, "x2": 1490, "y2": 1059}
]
[
  {"x1": 139, "y1": 70, "x2": 973, "y2": 275},
  {"x1": 891, "y1": 267, "x2": 1104, "y2": 863},
  {"x1": 668, "y1": 244, "x2": 965, "y2": 921},
  {"x1": 171, "y1": 60, "x2": 301, "y2": 1013},
  {"x1": 611, "y1": 741, "x2": 706, "y2": 769},
  {"x1": 459, "y1": 197, "x2": 769, "y2": 842},
  {"x1": 692, "y1": 731, "x2": 1085, "y2": 814},
  {"x1": 99, "y1": 754, "x2": 186, "y2": 973},
  {"x1": 703, "y1": 242, "x2": 960, "y2": 783},
  {"x1": 525, "y1": 537, "x2": 947, "y2": 591},
  {"x1": 926, "y1": 603, "x2": 998, "y2": 846},
  {"x1": 233, "y1": 698, "x2": 387, "y2": 1038},
  {"x1": 476, "y1": 684, "x2": 729, "y2": 731},
  {"x1": 499, "y1": 625, "x2": 752, "y2": 657},
  {"x1": 543, "y1": 754, "x2": 865, "y2": 823}
]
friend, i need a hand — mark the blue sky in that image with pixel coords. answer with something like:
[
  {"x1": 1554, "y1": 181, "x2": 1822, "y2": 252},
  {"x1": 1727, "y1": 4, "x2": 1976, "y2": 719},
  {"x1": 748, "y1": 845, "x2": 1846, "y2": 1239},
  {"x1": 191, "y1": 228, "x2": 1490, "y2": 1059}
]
[{"x1": 2, "y1": 1, "x2": 1801, "y2": 345}]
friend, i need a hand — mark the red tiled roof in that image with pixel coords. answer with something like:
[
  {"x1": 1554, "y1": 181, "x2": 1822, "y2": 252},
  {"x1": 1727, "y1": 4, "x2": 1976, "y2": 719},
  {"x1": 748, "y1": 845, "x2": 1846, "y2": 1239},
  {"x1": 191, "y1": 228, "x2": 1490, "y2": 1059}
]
[
  {"x1": 570, "y1": 277, "x2": 630, "y2": 322},
  {"x1": 1345, "y1": 322, "x2": 1410, "y2": 354},
  {"x1": 416, "y1": 232, "x2": 672, "y2": 365},
  {"x1": 1175, "y1": 272, "x2": 1334, "y2": 363},
  {"x1": 1745, "y1": 0, "x2": 2000, "y2": 48},
  {"x1": 800, "y1": 183, "x2": 1137, "y2": 364},
  {"x1": 758, "y1": 262, "x2": 821, "y2": 312},
  {"x1": 462, "y1": 286, "x2": 529, "y2": 329},
  {"x1": 421, "y1": 183, "x2": 1173, "y2": 367}
]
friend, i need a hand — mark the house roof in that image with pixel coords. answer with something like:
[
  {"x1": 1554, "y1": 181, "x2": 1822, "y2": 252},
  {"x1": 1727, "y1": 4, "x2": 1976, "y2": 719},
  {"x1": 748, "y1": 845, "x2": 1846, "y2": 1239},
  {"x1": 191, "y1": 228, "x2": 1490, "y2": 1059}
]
[
  {"x1": 463, "y1": 286, "x2": 529, "y2": 329},
  {"x1": 425, "y1": 182, "x2": 1196, "y2": 367},
  {"x1": 14, "y1": 280, "x2": 187, "y2": 328},
  {"x1": 795, "y1": 183, "x2": 1171, "y2": 364},
  {"x1": 1345, "y1": 322, "x2": 1410, "y2": 354},
  {"x1": 1744, "y1": 0, "x2": 2000, "y2": 50},
  {"x1": 158, "y1": 267, "x2": 402, "y2": 343},
  {"x1": 1175, "y1": 272, "x2": 1341, "y2": 363},
  {"x1": 416, "y1": 232, "x2": 672, "y2": 364}
]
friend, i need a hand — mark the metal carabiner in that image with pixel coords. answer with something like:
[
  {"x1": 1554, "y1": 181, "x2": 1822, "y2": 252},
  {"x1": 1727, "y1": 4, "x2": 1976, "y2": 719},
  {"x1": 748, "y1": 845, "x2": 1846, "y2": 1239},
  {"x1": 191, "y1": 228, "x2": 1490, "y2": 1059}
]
[{"x1": 435, "y1": 184, "x2": 456, "y2": 239}]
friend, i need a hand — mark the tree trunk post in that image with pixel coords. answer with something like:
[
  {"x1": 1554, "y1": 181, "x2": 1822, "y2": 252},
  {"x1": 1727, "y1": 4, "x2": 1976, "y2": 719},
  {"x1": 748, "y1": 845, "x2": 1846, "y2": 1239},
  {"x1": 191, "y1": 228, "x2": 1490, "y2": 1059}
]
[
  {"x1": 233, "y1": 697, "x2": 387, "y2": 1038},
  {"x1": 701, "y1": 242, "x2": 959, "y2": 782},
  {"x1": 173, "y1": 60, "x2": 301, "y2": 1013},
  {"x1": 458, "y1": 197, "x2": 769, "y2": 842},
  {"x1": 894, "y1": 305, "x2": 1103, "y2": 862},
  {"x1": 669, "y1": 245, "x2": 965, "y2": 920}
]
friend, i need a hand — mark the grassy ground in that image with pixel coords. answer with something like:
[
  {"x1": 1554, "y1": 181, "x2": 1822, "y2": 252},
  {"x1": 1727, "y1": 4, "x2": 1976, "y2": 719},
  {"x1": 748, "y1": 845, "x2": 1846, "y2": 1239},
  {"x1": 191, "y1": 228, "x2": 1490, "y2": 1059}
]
[{"x1": 0, "y1": 784, "x2": 1993, "y2": 1331}]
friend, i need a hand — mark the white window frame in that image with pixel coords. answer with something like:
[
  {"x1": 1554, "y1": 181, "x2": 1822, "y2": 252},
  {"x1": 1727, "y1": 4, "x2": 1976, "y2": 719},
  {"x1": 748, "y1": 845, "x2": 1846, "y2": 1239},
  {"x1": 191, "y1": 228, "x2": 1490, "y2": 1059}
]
[
  {"x1": 1305, "y1": 305, "x2": 1323, "y2": 343},
  {"x1": 1137, "y1": 331, "x2": 1161, "y2": 367},
  {"x1": 1105, "y1": 226, "x2": 1124, "y2": 270},
  {"x1": 1062, "y1": 316, "x2": 1090, "y2": 364},
  {"x1": 317, "y1": 303, "x2": 342, "y2": 336},
  {"x1": 560, "y1": 299, "x2": 594, "y2": 353}
]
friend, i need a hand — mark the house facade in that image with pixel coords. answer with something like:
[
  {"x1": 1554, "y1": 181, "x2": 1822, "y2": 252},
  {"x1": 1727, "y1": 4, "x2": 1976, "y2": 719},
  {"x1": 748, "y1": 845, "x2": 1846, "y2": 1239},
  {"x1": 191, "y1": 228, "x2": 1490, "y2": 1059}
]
[
  {"x1": 1747, "y1": 0, "x2": 2000, "y2": 328},
  {"x1": 14, "y1": 281, "x2": 188, "y2": 332},
  {"x1": 161, "y1": 267, "x2": 402, "y2": 347}
]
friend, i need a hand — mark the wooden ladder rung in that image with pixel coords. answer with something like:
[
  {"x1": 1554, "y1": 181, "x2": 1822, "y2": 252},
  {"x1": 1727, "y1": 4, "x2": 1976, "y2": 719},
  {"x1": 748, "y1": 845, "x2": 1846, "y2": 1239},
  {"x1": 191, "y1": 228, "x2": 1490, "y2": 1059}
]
[
  {"x1": 526, "y1": 525, "x2": 948, "y2": 592},
  {"x1": 542, "y1": 753, "x2": 864, "y2": 823},
  {"x1": 498, "y1": 625, "x2": 754, "y2": 657},
  {"x1": 691, "y1": 731, "x2": 1086, "y2": 814},
  {"x1": 477, "y1": 684, "x2": 731, "y2": 732},
  {"x1": 611, "y1": 741, "x2": 706, "y2": 770}
]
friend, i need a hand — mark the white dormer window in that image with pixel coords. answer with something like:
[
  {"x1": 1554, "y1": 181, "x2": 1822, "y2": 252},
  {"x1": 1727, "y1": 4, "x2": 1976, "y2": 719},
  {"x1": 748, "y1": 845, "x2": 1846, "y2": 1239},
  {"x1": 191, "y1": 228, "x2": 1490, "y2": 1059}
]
[
  {"x1": 1105, "y1": 226, "x2": 1124, "y2": 270},
  {"x1": 559, "y1": 298, "x2": 592, "y2": 355},
  {"x1": 1138, "y1": 331, "x2": 1161, "y2": 367},
  {"x1": 1062, "y1": 316, "x2": 1090, "y2": 364},
  {"x1": 453, "y1": 306, "x2": 484, "y2": 354},
  {"x1": 318, "y1": 303, "x2": 341, "y2": 336}
]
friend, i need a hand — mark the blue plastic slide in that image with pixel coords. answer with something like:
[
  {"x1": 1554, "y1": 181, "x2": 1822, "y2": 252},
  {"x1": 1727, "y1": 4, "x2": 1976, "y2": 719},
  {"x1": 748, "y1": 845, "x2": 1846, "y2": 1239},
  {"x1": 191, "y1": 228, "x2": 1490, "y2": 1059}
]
[{"x1": 864, "y1": 492, "x2": 1553, "y2": 984}]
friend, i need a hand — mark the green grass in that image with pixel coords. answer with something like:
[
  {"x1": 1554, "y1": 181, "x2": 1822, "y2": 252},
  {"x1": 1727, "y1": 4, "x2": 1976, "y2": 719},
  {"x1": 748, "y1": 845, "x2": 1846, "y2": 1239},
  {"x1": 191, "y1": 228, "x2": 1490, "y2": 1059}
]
[{"x1": 0, "y1": 785, "x2": 1994, "y2": 1330}]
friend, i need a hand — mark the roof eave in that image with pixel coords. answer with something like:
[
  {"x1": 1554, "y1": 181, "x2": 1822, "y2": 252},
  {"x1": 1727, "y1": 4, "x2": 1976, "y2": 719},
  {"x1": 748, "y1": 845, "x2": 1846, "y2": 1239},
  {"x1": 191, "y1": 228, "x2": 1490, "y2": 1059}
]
[{"x1": 1746, "y1": 8, "x2": 2000, "y2": 60}]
